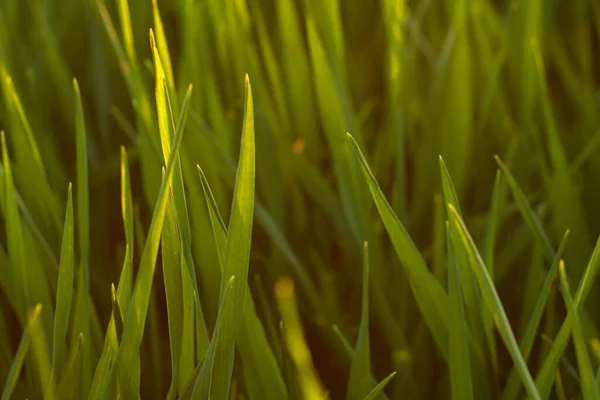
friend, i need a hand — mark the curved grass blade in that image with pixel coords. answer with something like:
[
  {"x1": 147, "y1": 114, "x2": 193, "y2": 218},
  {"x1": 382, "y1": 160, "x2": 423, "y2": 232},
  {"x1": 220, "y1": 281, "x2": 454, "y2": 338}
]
[
  {"x1": 557, "y1": 261, "x2": 599, "y2": 400},
  {"x1": 347, "y1": 132, "x2": 449, "y2": 360},
  {"x1": 363, "y1": 372, "x2": 397, "y2": 400},
  {"x1": 502, "y1": 230, "x2": 569, "y2": 400},
  {"x1": 50, "y1": 184, "x2": 75, "y2": 385},
  {"x1": 347, "y1": 242, "x2": 374, "y2": 400},
  {"x1": 447, "y1": 205, "x2": 540, "y2": 400}
]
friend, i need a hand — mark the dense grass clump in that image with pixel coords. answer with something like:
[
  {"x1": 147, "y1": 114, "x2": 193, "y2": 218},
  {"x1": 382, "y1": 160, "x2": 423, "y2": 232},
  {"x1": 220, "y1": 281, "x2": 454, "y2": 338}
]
[{"x1": 1, "y1": 0, "x2": 600, "y2": 398}]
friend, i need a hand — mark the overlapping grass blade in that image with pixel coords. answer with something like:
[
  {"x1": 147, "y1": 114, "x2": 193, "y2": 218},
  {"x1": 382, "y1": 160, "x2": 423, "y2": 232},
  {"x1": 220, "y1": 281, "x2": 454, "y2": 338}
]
[
  {"x1": 1, "y1": 305, "x2": 40, "y2": 400},
  {"x1": 557, "y1": 261, "x2": 598, "y2": 400},
  {"x1": 447, "y1": 223, "x2": 473, "y2": 400},
  {"x1": 50, "y1": 184, "x2": 75, "y2": 385},
  {"x1": 191, "y1": 74, "x2": 256, "y2": 399},
  {"x1": 151, "y1": 35, "x2": 208, "y2": 389},
  {"x1": 347, "y1": 132, "x2": 449, "y2": 360},
  {"x1": 110, "y1": 81, "x2": 191, "y2": 399},
  {"x1": 447, "y1": 205, "x2": 540, "y2": 400},
  {"x1": 439, "y1": 157, "x2": 488, "y2": 378},
  {"x1": 347, "y1": 242, "x2": 374, "y2": 400},
  {"x1": 502, "y1": 230, "x2": 569, "y2": 400},
  {"x1": 161, "y1": 188, "x2": 185, "y2": 400},
  {"x1": 56, "y1": 334, "x2": 83, "y2": 399},
  {"x1": 535, "y1": 235, "x2": 600, "y2": 399}
]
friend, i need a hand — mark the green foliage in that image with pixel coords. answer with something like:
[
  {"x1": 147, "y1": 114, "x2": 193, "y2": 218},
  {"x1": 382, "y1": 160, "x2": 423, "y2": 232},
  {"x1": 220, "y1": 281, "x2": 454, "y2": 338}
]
[{"x1": 0, "y1": 0, "x2": 599, "y2": 399}]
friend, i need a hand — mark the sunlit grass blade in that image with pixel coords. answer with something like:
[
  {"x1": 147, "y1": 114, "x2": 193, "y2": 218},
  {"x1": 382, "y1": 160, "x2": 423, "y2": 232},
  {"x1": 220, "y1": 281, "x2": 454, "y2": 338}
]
[
  {"x1": 502, "y1": 230, "x2": 569, "y2": 400},
  {"x1": 110, "y1": 80, "x2": 191, "y2": 399},
  {"x1": 275, "y1": 277, "x2": 325, "y2": 399},
  {"x1": 347, "y1": 132, "x2": 449, "y2": 360},
  {"x1": 363, "y1": 372, "x2": 397, "y2": 400},
  {"x1": 1, "y1": 304, "x2": 40, "y2": 400},
  {"x1": 191, "y1": 74, "x2": 255, "y2": 399},
  {"x1": 347, "y1": 242, "x2": 374, "y2": 400},
  {"x1": 50, "y1": 184, "x2": 75, "y2": 385},
  {"x1": 535, "y1": 235, "x2": 600, "y2": 398},
  {"x1": 447, "y1": 223, "x2": 473, "y2": 400},
  {"x1": 557, "y1": 260, "x2": 599, "y2": 400},
  {"x1": 151, "y1": 0, "x2": 175, "y2": 99},
  {"x1": 447, "y1": 205, "x2": 540, "y2": 400}
]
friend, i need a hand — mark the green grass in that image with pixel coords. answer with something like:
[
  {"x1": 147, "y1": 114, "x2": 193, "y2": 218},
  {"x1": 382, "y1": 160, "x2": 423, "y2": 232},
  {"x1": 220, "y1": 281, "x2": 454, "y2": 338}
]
[{"x1": 0, "y1": 0, "x2": 599, "y2": 399}]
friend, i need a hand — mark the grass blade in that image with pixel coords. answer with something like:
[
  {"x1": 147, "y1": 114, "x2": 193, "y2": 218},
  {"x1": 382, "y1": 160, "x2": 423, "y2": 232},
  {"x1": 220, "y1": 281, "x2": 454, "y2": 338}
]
[
  {"x1": 50, "y1": 184, "x2": 75, "y2": 385},
  {"x1": 363, "y1": 372, "x2": 397, "y2": 400},
  {"x1": 347, "y1": 132, "x2": 449, "y2": 360},
  {"x1": 191, "y1": 74, "x2": 255, "y2": 398},
  {"x1": 347, "y1": 242, "x2": 374, "y2": 400},
  {"x1": 447, "y1": 223, "x2": 473, "y2": 400},
  {"x1": 447, "y1": 205, "x2": 540, "y2": 400},
  {"x1": 557, "y1": 261, "x2": 599, "y2": 400},
  {"x1": 57, "y1": 334, "x2": 84, "y2": 399},
  {"x1": 502, "y1": 230, "x2": 569, "y2": 400},
  {"x1": 72, "y1": 78, "x2": 93, "y2": 396},
  {"x1": 535, "y1": 235, "x2": 600, "y2": 398},
  {"x1": 112, "y1": 81, "x2": 191, "y2": 399},
  {"x1": 1, "y1": 305, "x2": 40, "y2": 400}
]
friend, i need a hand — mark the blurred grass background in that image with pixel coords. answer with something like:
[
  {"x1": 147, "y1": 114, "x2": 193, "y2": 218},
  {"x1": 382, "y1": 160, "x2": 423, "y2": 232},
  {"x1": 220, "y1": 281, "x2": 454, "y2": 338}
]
[{"x1": 0, "y1": 0, "x2": 600, "y2": 398}]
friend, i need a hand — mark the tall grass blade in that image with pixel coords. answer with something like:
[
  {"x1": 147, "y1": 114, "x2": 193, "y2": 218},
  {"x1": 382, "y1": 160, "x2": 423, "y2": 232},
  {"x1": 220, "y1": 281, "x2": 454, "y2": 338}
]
[
  {"x1": 347, "y1": 242, "x2": 374, "y2": 400},
  {"x1": 111, "y1": 81, "x2": 191, "y2": 399},
  {"x1": 50, "y1": 184, "x2": 75, "y2": 385},
  {"x1": 347, "y1": 132, "x2": 449, "y2": 360},
  {"x1": 447, "y1": 205, "x2": 540, "y2": 400},
  {"x1": 191, "y1": 75, "x2": 255, "y2": 398}
]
